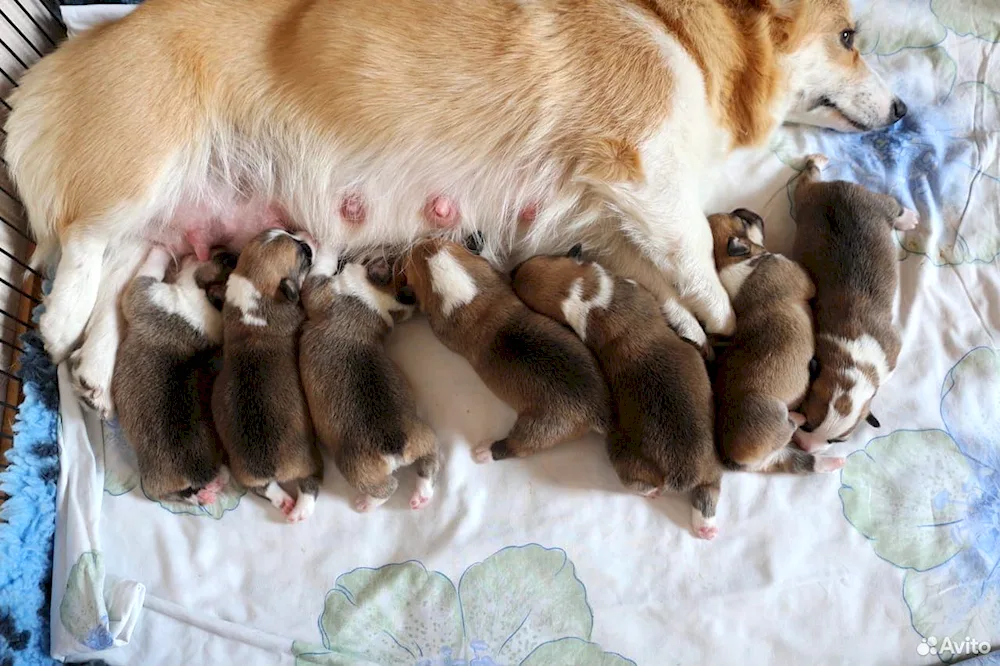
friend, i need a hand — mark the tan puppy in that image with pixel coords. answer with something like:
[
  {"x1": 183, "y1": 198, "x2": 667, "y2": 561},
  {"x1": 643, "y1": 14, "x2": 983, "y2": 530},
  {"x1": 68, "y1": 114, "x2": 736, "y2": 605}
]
[
  {"x1": 512, "y1": 246, "x2": 722, "y2": 540},
  {"x1": 213, "y1": 229, "x2": 322, "y2": 522},
  {"x1": 792, "y1": 154, "x2": 916, "y2": 448},
  {"x1": 300, "y1": 250, "x2": 438, "y2": 512},
  {"x1": 709, "y1": 210, "x2": 844, "y2": 474},
  {"x1": 9, "y1": 0, "x2": 906, "y2": 418},
  {"x1": 111, "y1": 246, "x2": 236, "y2": 504},
  {"x1": 401, "y1": 237, "x2": 611, "y2": 462}
]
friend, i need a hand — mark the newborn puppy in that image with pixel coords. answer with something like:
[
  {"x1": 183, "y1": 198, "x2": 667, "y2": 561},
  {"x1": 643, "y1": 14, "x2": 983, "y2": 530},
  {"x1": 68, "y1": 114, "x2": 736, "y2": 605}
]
[
  {"x1": 402, "y1": 237, "x2": 611, "y2": 461},
  {"x1": 792, "y1": 154, "x2": 915, "y2": 448},
  {"x1": 213, "y1": 229, "x2": 323, "y2": 522},
  {"x1": 300, "y1": 249, "x2": 438, "y2": 512},
  {"x1": 709, "y1": 210, "x2": 844, "y2": 474},
  {"x1": 512, "y1": 246, "x2": 723, "y2": 540},
  {"x1": 111, "y1": 246, "x2": 237, "y2": 504}
]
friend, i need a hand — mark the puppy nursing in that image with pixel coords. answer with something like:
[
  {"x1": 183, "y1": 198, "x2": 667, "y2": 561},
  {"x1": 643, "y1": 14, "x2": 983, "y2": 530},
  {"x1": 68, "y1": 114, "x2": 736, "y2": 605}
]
[
  {"x1": 402, "y1": 238, "x2": 611, "y2": 462},
  {"x1": 512, "y1": 247, "x2": 722, "y2": 539},
  {"x1": 299, "y1": 251, "x2": 439, "y2": 512},
  {"x1": 709, "y1": 210, "x2": 844, "y2": 474},
  {"x1": 792, "y1": 155, "x2": 914, "y2": 448},
  {"x1": 213, "y1": 229, "x2": 323, "y2": 522},
  {"x1": 112, "y1": 246, "x2": 236, "y2": 504}
]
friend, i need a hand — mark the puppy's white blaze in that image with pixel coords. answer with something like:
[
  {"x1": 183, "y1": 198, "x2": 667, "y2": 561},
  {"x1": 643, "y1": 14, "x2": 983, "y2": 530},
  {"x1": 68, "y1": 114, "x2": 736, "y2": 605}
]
[
  {"x1": 428, "y1": 249, "x2": 478, "y2": 317},
  {"x1": 263, "y1": 481, "x2": 293, "y2": 509},
  {"x1": 333, "y1": 263, "x2": 397, "y2": 326},
  {"x1": 824, "y1": 333, "x2": 892, "y2": 385},
  {"x1": 815, "y1": 366, "x2": 877, "y2": 441},
  {"x1": 148, "y1": 262, "x2": 223, "y2": 343},
  {"x1": 560, "y1": 265, "x2": 614, "y2": 341},
  {"x1": 287, "y1": 492, "x2": 316, "y2": 523},
  {"x1": 662, "y1": 297, "x2": 706, "y2": 347},
  {"x1": 226, "y1": 274, "x2": 264, "y2": 327},
  {"x1": 719, "y1": 260, "x2": 757, "y2": 299}
]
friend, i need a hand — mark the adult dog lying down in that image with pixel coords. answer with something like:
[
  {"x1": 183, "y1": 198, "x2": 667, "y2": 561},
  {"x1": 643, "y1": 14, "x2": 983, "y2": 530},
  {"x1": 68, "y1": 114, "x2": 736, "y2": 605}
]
[{"x1": 4, "y1": 0, "x2": 905, "y2": 417}]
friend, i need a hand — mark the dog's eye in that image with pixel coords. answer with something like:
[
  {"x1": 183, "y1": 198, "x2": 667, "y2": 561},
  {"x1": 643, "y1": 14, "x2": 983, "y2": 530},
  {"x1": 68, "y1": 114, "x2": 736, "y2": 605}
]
[{"x1": 840, "y1": 29, "x2": 855, "y2": 49}]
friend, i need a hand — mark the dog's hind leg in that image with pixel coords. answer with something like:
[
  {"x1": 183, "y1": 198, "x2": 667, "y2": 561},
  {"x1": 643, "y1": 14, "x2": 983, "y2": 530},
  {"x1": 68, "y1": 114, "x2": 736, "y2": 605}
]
[
  {"x1": 404, "y1": 423, "x2": 439, "y2": 510},
  {"x1": 68, "y1": 239, "x2": 148, "y2": 419},
  {"x1": 478, "y1": 413, "x2": 589, "y2": 462},
  {"x1": 690, "y1": 477, "x2": 721, "y2": 540},
  {"x1": 286, "y1": 475, "x2": 321, "y2": 523},
  {"x1": 607, "y1": 433, "x2": 665, "y2": 498},
  {"x1": 40, "y1": 226, "x2": 109, "y2": 363}
]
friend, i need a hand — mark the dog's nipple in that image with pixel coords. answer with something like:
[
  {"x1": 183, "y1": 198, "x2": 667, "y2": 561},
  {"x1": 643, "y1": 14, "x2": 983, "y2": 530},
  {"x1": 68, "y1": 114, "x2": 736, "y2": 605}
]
[
  {"x1": 339, "y1": 191, "x2": 367, "y2": 225},
  {"x1": 424, "y1": 195, "x2": 460, "y2": 228},
  {"x1": 519, "y1": 201, "x2": 539, "y2": 226}
]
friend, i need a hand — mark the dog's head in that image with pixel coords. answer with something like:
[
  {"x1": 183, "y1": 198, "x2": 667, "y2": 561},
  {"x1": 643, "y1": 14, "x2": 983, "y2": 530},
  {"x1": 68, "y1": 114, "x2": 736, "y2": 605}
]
[
  {"x1": 194, "y1": 248, "x2": 240, "y2": 311},
  {"x1": 779, "y1": 0, "x2": 906, "y2": 132},
  {"x1": 401, "y1": 237, "x2": 494, "y2": 316},
  {"x1": 330, "y1": 257, "x2": 416, "y2": 326},
  {"x1": 510, "y1": 244, "x2": 601, "y2": 330},
  {"x1": 224, "y1": 229, "x2": 313, "y2": 327},
  {"x1": 708, "y1": 209, "x2": 769, "y2": 298}
]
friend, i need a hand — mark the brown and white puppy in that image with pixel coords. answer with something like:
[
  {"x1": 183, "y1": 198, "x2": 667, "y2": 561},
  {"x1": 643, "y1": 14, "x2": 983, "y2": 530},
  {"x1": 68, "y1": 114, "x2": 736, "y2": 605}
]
[
  {"x1": 709, "y1": 210, "x2": 845, "y2": 475},
  {"x1": 792, "y1": 154, "x2": 916, "y2": 448},
  {"x1": 512, "y1": 246, "x2": 723, "y2": 540},
  {"x1": 300, "y1": 249, "x2": 438, "y2": 512},
  {"x1": 212, "y1": 229, "x2": 323, "y2": 522},
  {"x1": 401, "y1": 237, "x2": 611, "y2": 462},
  {"x1": 111, "y1": 245, "x2": 237, "y2": 504}
]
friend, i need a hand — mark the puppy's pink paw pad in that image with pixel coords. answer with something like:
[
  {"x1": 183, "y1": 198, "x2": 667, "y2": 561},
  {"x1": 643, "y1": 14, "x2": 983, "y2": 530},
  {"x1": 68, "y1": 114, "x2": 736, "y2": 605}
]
[
  {"x1": 354, "y1": 496, "x2": 376, "y2": 513},
  {"x1": 640, "y1": 488, "x2": 661, "y2": 499},
  {"x1": 696, "y1": 525, "x2": 719, "y2": 540},
  {"x1": 279, "y1": 498, "x2": 296, "y2": 515},
  {"x1": 196, "y1": 489, "x2": 218, "y2": 505},
  {"x1": 410, "y1": 494, "x2": 431, "y2": 510},
  {"x1": 815, "y1": 456, "x2": 846, "y2": 473},
  {"x1": 472, "y1": 446, "x2": 493, "y2": 464}
]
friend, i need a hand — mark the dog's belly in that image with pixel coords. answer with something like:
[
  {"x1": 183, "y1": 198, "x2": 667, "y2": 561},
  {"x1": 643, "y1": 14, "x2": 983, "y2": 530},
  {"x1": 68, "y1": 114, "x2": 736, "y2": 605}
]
[{"x1": 154, "y1": 197, "x2": 288, "y2": 260}]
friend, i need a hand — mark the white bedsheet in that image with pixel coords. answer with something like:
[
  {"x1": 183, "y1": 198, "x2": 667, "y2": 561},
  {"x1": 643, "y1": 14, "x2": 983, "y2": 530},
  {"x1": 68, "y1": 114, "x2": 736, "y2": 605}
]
[{"x1": 50, "y1": 1, "x2": 1000, "y2": 664}]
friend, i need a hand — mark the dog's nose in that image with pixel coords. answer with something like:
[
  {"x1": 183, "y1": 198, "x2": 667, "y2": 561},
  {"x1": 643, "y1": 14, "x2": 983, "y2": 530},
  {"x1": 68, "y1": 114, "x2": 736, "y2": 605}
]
[{"x1": 891, "y1": 98, "x2": 908, "y2": 121}]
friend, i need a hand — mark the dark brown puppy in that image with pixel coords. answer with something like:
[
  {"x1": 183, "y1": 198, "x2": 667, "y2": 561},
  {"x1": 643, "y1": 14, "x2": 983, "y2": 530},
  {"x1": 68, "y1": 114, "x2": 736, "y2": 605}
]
[
  {"x1": 401, "y1": 237, "x2": 611, "y2": 462},
  {"x1": 213, "y1": 229, "x2": 322, "y2": 523},
  {"x1": 792, "y1": 154, "x2": 915, "y2": 448},
  {"x1": 709, "y1": 210, "x2": 845, "y2": 475},
  {"x1": 112, "y1": 246, "x2": 236, "y2": 504},
  {"x1": 512, "y1": 246, "x2": 722, "y2": 539},
  {"x1": 300, "y1": 248, "x2": 438, "y2": 513}
]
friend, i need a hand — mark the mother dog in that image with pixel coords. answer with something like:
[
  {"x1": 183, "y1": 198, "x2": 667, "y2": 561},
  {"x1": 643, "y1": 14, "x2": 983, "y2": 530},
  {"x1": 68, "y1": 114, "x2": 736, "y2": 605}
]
[{"x1": 5, "y1": 0, "x2": 904, "y2": 417}]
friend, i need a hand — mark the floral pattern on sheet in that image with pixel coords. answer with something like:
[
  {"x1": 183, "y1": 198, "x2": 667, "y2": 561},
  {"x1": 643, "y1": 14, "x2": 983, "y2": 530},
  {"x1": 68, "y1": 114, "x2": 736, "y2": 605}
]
[
  {"x1": 840, "y1": 348, "x2": 1000, "y2": 661},
  {"x1": 770, "y1": 0, "x2": 1000, "y2": 267},
  {"x1": 100, "y1": 420, "x2": 244, "y2": 519},
  {"x1": 60, "y1": 552, "x2": 114, "y2": 651},
  {"x1": 292, "y1": 544, "x2": 634, "y2": 666}
]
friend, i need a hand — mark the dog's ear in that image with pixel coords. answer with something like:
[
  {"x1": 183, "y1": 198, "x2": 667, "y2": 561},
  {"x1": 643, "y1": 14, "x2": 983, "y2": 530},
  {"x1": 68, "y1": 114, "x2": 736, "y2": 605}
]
[
  {"x1": 279, "y1": 278, "x2": 300, "y2": 303},
  {"x1": 366, "y1": 258, "x2": 392, "y2": 286},
  {"x1": 866, "y1": 413, "x2": 881, "y2": 428},
  {"x1": 567, "y1": 243, "x2": 584, "y2": 260},
  {"x1": 808, "y1": 357, "x2": 820, "y2": 381},
  {"x1": 727, "y1": 237, "x2": 751, "y2": 257},
  {"x1": 465, "y1": 231, "x2": 485, "y2": 255}
]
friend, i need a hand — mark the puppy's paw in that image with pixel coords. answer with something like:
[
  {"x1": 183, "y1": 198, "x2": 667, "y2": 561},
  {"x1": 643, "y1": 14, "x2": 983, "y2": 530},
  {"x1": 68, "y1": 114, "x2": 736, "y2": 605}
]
[
  {"x1": 638, "y1": 486, "x2": 661, "y2": 499},
  {"x1": 262, "y1": 481, "x2": 295, "y2": 515},
  {"x1": 196, "y1": 487, "x2": 219, "y2": 505},
  {"x1": 793, "y1": 428, "x2": 829, "y2": 453},
  {"x1": 472, "y1": 442, "x2": 494, "y2": 464},
  {"x1": 354, "y1": 494, "x2": 387, "y2": 513},
  {"x1": 410, "y1": 477, "x2": 434, "y2": 510},
  {"x1": 804, "y1": 153, "x2": 829, "y2": 171},
  {"x1": 788, "y1": 411, "x2": 807, "y2": 428},
  {"x1": 691, "y1": 510, "x2": 719, "y2": 541},
  {"x1": 893, "y1": 208, "x2": 919, "y2": 231},
  {"x1": 704, "y1": 304, "x2": 737, "y2": 337},
  {"x1": 814, "y1": 456, "x2": 846, "y2": 473},
  {"x1": 279, "y1": 497, "x2": 295, "y2": 516},
  {"x1": 287, "y1": 493, "x2": 316, "y2": 523},
  {"x1": 695, "y1": 524, "x2": 719, "y2": 540},
  {"x1": 69, "y1": 348, "x2": 115, "y2": 420}
]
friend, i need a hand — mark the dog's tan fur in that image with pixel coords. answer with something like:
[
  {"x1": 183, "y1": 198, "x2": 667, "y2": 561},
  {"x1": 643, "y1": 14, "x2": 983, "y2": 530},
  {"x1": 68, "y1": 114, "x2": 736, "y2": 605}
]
[
  {"x1": 212, "y1": 229, "x2": 322, "y2": 521},
  {"x1": 709, "y1": 211, "x2": 843, "y2": 474},
  {"x1": 300, "y1": 254, "x2": 439, "y2": 512},
  {"x1": 511, "y1": 248, "x2": 722, "y2": 539},
  {"x1": 792, "y1": 155, "x2": 911, "y2": 446},
  {"x1": 402, "y1": 238, "x2": 611, "y2": 461}
]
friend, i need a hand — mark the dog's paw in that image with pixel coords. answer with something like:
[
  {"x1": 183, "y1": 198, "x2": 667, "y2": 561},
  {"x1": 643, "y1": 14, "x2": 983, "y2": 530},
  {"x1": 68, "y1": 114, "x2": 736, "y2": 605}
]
[
  {"x1": 410, "y1": 477, "x2": 434, "y2": 510},
  {"x1": 69, "y1": 348, "x2": 115, "y2": 420},
  {"x1": 691, "y1": 510, "x2": 718, "y2": 540},
  {"x1": 354, "y1": 494, "x2": 387, "y2": 513},
  {"x1": 814, "y1": 456, "x2": 846, "y2": 473},
  {"x1": 286, "y1": 494, "x2": 316, "y2": 523},
  {"x1": 804, "y1": 153, "x2": 829, "y2": 171},
  {"x1": 704, "y1": 302, "x2": 737, "y2": 337},
  {"x1": 40, "y1": 311, "x2": 78, "y2": 365},
  {"x1": 793, "y1": 428, "x2": 829, "y2": 453},
  {"x1": 196, "y1": 487, "x2": 219, "y2": 505},
  {"x1": 695, "y1": 524, "x2": 719, "y2": 540},
  {"x1": 472, "y1": 442, "x2": 494, "y2": 464},
  {"x1": 893, "y1": 208, "x2": 919, "y2": 231}
]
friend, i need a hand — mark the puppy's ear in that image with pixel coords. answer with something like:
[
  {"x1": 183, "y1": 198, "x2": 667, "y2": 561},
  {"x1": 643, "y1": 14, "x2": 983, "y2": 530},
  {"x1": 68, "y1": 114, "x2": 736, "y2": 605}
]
[
  {"x1": 465, "y1": 231, "x2": 485, "y2": 255},
  {"x1": 808, "y1": 357, "x2": 820, "y2": 381},
  {"x1": 866, "y1": 413, "x2": 881, "y2": 428},
  {"x1": 396, "y1": 285, "x2": 418, "y2": 306},
  {"x1": 366, "y1": 258, "x2": 392, "y2": 286},
  {"x1": 567, "y1": 243, "x2": 584, "y2": 260},
  {"x1": 279, "y1": 278, "x2": 300, "y2": 303},
  {"x1": 727, "y1": 237, "x2": 751, "y2": 257}
]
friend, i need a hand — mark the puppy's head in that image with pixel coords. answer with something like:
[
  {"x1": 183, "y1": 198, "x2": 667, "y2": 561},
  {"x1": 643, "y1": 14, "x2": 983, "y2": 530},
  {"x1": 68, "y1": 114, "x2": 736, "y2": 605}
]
[
  {"x1": 401, "y1": 237, "x2": 494, "y2": 316},
  {"x1": 510, "y1": 244, "x2": 595, "y2": 327},
  {"x1": 195, "y1": 248, "x2": 240, "y2": 311},
  {"x1": 234, "y1": 229, "x2": 313, "y2": 304},
  {"x1": 333, "y1": 257, "x2": 416, "y2": 326},
  {"x1": 708, "y1": 209, "x2": 768, "y2": 298},
  {"x1": 798, "y1": 357, "x2": 881, "y2": 446},
  {"x1": 780, "y1": 0, "x2": 905, "y2": 132}
]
